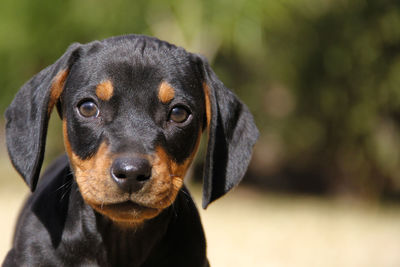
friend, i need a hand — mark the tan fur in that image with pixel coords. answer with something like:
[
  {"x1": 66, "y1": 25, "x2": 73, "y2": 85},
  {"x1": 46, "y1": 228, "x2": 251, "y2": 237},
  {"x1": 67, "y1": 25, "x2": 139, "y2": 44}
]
[
  {"x1": 62, "y1": 120, "x2": 72, "y2": 157},
  {"x1": 152, "y1": 128, "x2": 202, "y2": 204},
  {"x1": 63, "y1": 119, "x2": 202, "y2": 224},
  {"x1": 203, "y1": 83, "x2": 212, "y2": 129},
  {"x1": 48, "y1": 69, "x2": 69, "y2": 114},
  {"x1": 158, "y1": 81, "x2": 175, "y2": 103},
  {"x1": 96, "y1": 80, "x2": 114, "y2": 101}
]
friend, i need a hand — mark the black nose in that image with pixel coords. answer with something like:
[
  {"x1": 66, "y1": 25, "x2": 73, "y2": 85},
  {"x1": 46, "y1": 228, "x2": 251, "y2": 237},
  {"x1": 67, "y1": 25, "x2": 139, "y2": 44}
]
[{"x1": 111, "y1": 157, "x2": 152, "y2": 193}]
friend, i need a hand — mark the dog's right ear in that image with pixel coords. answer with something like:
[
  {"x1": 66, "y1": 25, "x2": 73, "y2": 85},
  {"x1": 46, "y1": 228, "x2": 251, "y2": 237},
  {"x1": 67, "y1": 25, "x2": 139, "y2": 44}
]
[{"x1": 5, "y1": 43, "x2": 82, "y2": 191}]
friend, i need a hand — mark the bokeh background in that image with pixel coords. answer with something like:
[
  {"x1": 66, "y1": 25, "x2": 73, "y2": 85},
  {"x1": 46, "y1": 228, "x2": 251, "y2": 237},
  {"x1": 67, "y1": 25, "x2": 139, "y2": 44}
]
[{"x1": 1, "y1": 0, "x2": 400, "y2": 266}]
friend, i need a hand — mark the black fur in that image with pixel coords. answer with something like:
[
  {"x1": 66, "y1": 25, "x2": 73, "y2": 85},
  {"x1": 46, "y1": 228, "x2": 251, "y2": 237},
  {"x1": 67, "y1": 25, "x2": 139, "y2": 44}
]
[{"x1": 3, "y1": 34, "x2": 258, "y2": 266}]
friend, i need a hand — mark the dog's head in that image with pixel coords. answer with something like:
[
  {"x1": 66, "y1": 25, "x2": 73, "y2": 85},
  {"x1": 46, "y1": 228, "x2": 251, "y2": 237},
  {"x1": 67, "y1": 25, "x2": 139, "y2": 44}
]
[{"x1": 5, "y1": 35, "x2": 258, "y2": 223}]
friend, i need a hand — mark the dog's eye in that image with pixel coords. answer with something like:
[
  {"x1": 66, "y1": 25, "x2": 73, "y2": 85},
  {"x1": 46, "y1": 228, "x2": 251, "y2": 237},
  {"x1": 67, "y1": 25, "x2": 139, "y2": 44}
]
[
  {"x1": 78, "y1": 101, "x2": 99, "y2": 118},
  {"x1": 169, "y1": 106, "x2": 190, "y2": 123}
]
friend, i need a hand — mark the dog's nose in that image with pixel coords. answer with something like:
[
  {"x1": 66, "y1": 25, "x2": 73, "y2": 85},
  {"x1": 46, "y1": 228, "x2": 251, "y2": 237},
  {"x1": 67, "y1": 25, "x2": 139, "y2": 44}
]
[{"x1": 111, "y1": 157, "x2": 152, "y2": 193}]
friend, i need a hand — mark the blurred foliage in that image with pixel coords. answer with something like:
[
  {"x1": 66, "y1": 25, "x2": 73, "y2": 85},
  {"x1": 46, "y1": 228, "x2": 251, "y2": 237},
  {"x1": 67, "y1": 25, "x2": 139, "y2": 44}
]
[{"x1": 1, "y1": 0, "x2": 400, "y2": 199}]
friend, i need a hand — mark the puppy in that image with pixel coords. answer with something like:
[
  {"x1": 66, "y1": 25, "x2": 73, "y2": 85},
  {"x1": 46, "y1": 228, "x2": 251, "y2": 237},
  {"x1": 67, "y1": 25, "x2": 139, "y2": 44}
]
[{"x1": 3, "y1": 35, "x2": 258, "y2": 267}]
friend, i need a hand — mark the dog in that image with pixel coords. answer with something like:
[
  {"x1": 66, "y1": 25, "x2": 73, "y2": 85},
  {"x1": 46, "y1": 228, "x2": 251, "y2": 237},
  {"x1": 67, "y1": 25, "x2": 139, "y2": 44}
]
[{"x1": 3, "y1": 34, "x2": 258, "y2": 266}]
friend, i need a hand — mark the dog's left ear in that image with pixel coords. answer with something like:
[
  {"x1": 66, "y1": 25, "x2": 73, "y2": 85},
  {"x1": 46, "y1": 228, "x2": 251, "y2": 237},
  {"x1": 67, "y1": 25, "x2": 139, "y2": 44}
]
[
  {"x1": 5, "y1": 43, "x2": 82, "y2": 191},
  {"x1": 194, "y1": 55, "x2": 259, "y2": 208}
]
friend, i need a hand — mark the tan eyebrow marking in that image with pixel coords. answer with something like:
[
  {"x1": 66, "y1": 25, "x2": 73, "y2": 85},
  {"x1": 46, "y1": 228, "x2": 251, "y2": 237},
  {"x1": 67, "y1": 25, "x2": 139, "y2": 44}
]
[
  {"x1": 96, "y1": 80, "x2": 114, "y2": 101},
  {"x1": 158, "y1": 81, "x2": 175, "y2": 103}
]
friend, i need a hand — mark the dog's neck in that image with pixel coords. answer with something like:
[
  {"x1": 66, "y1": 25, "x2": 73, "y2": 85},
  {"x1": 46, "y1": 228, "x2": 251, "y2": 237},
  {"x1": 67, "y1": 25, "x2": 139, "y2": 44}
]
[{"x1": 94, "y1": 208, "x2": 173, "y2": 266}]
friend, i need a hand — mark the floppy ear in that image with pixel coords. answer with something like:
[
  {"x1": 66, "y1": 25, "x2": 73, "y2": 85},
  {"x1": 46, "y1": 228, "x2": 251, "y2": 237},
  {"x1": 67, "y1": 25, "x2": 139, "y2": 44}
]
[
  {"x1": 198, "y1": 56, "x2": 259, "y2": 208},
  {"x1": 5, "y1": 43, "x2": 82, "y2": 191}
]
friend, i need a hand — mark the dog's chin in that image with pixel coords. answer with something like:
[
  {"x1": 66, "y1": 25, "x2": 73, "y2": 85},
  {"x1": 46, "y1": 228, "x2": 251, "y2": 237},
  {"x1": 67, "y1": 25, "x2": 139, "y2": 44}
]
[{"x1": 89, "y1": 201, "x2": 162, "y2": 225}]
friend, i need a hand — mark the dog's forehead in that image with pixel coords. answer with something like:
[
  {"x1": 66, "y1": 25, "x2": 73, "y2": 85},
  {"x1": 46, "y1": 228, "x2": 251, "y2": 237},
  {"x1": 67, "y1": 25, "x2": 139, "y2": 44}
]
[{"x1": 71, "y1": 39, "x2": 200, "y2": 99}]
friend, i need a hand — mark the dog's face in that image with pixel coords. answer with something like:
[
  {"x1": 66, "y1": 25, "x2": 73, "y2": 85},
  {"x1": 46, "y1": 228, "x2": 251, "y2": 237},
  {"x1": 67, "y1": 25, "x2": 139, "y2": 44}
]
[
  {"x1": 6, "y1": 35, "x2": 258, "y2": 224},
  {"x1": 61, "y1": 43, "x2": 206, "y2": 222}
]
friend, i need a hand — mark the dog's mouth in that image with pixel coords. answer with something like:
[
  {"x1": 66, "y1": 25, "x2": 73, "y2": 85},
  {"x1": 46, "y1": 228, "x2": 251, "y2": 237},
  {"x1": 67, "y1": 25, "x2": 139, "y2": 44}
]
[
  {"x1": 91, "y1": 200, "x2": 161, "y2": 223},
  {"x1": 97, "y1": 201, "x2": 156, "y2": 211}
]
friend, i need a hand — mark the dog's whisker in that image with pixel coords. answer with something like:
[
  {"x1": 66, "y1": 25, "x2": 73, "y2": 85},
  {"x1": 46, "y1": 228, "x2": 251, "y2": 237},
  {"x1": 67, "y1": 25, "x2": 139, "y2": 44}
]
[
  {"x1": 180, "y1": 189, "x2": 191, "y2": 199},
  {"x1": 55, "y1": 181, "x2": 69, "y2": 192},
  {"x1": 58, "y1": 181, "x2": 73, "y2": 202}
]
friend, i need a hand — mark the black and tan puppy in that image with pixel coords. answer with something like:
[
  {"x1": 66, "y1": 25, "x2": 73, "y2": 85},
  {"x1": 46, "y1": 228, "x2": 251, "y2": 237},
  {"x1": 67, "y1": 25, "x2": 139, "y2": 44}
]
[{"x1": 3, "y1": 35, "x2": 258, "y2": 267}]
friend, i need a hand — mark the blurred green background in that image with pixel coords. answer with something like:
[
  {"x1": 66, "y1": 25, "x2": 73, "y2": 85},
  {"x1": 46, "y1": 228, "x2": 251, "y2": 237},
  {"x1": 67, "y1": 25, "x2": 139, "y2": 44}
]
[{"x1": 1, "y1": 0, "x2": 400, "y2": 266}]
